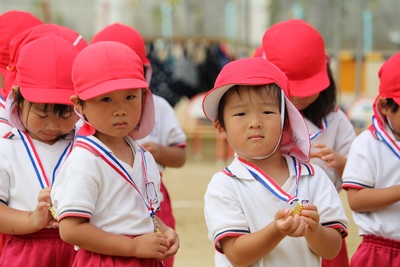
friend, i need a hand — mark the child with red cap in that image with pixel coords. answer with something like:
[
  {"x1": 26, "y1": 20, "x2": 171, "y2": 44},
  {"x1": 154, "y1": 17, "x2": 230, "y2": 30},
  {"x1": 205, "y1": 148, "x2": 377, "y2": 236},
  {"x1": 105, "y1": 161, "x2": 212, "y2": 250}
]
[
  {"x1": 342, "y1": 52, "x2": 400, "y2": 267},
  {"x1": 262, "y1": 19, "x2": 356, "y2": 267},
  {"x1": 0, "y1": 23, "x2": 88, "y2": 137},
  {"x1": 0, "y1": 35, "x2": 83, "y2": 266},
  {"x1": 202, "y1": 57, "x2": 348, "y2": 266},
  {"x1": 91, "y1": 24, "x2": 186, "y2": 267},
  {"x1": 0, "y1": 10, "x2": 43, "y2": 146},
  {"x1": 51, "y1": 41, "x2": 179, "y2": 267}
]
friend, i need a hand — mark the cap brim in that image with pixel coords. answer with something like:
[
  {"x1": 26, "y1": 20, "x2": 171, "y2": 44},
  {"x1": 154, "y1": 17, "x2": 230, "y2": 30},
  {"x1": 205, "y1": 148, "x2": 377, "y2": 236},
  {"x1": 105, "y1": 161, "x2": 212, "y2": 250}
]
[
  {"x1": 288, "y1": 62, "x2": 329, "y2": 97},
  {"x1": 78, "y1": 78, "x2": 149, "y2": 100},
  {"x1": 202, "y1": 84, "x2": 236, "y2": 121},
  {"x1": 20, "y1": 87, "x2": 74, "y2": 105}
]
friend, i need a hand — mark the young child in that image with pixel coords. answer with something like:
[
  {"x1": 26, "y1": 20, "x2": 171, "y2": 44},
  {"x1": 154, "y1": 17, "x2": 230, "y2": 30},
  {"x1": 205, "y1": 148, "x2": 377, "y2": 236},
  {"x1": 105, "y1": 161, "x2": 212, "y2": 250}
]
[
  {"x1": 0, "y1": 23, "x2": 88, "y2": 138},
  {"x1": 0, "y1": 35, "x2": 82, "y2": 266},
  {"x1": 91, "y1": 23, "x2": 187, "y2": 267},
  {"x1": 51, "y1": 41, "x2": 179, "y2": 266},
  {"x1": 202, "y1": 57, "x2": 348, "y2": 267},
  {"x1": 342, "y1": 52, "x2": 400, "y2": 267},
  {"x1": 262, "y1": 19, "x2": 356, "y2": 267}
]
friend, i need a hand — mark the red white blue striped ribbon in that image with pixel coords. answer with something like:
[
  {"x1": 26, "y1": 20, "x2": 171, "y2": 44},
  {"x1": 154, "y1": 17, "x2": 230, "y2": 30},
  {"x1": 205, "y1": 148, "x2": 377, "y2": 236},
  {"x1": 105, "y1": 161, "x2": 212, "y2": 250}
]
[
  {"x1": 74, "y1": 135, "x2": 156, "y2": 216},
  {"x1": 370, "y1": 115, "x2": 400, "y2": 159},
  {"x1": 17, "y1": 130, "x2": 72, "y2": 187},
  {"x1": 223, "y1": 157, "x2": 303, "y2": 204},
  {"x1": 0, "y1": 95, "x2": 5, "y2": 109}
]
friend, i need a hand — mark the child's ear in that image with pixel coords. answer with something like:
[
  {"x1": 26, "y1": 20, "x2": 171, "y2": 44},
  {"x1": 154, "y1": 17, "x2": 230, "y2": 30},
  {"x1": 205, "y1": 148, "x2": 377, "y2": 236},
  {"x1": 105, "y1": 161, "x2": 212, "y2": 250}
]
[
  {"x1": 213, "y1": 120, "x2": 227, "y2": 139},
  {"x1": 11, "y1": 86, "x2": 19, "y2": 99},
  {"x1": 70, "y1": 95, "x2": 83, "y2": 114},
  {"x1": 377, "y1": 97, "x2": 391, "y2": 116}
]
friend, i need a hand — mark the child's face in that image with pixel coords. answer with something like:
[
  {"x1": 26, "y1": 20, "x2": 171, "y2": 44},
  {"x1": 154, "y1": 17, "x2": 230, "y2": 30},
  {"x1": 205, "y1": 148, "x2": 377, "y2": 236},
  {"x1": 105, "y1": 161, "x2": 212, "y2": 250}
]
[
  {"x1": 77, "y1": 89, "x2": 143, "y2": 140},
  {"x1": 290, "y1": 93, "x2": 319, "y2": 111},
  {"x1": 216, "y1": 87, "x2": 282, "y2": 161},
  {"x1": 21, "y1": 102, "x2": 77, "y2": 145},
  {"x1": 380, "y1": 99, "x2": 400, "y2": 140}
]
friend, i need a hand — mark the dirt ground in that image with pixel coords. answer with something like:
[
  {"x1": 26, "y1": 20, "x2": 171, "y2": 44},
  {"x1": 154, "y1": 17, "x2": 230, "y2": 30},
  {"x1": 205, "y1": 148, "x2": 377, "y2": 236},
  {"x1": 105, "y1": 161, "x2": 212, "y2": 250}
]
[{"x1": 163, "y1": 139, "x2": 362, "y2": 267}]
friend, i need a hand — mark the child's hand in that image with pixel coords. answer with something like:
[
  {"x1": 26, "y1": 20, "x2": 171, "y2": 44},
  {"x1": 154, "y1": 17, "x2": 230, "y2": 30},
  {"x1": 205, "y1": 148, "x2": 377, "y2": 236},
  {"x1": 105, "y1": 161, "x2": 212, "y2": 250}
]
[
  {"x1": 31, "y1": 187, "x2": 55, "y2": 229},
  {"x1": 161, "y1": 227, "x2": 180, "y2": 260},
  {"x1": 299, "y1": 204, "x2": 319, "y2": 233},
  {"x1": 274, "y1": 208, "x2": 308, "y2": 237},
  {"x1": 140, "y1": 141, "x2": 161, "y2": 161},
  {"x1": 310, "y1": 143, "x2": 344, "y2": 169},
  {"x1": 131, "y1": 232, "x2": 170, "y2": 260}
]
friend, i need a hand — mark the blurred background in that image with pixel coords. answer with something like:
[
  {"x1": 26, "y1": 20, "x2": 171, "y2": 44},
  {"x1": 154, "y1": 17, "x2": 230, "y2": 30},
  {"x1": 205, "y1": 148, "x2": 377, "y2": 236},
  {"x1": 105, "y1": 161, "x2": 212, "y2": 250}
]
[
  {"x1": 2, "y1": 1, "x2": 393, "y2": 265},
  {"x1": 1, "y1": 0, "x2": 397, "y2": 132}
]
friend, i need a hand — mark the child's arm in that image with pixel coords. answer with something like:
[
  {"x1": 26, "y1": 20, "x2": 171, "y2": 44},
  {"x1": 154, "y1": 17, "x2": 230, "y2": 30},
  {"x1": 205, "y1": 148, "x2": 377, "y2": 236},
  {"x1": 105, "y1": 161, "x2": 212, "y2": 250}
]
[
  {"x1": 59, "y1": 216, "x2": 169, "y2": 259},
  {"x1": 346, "y1": 186, "x2": 400, "y2": 212},
  {"x1": 301, "y1": 204, "x2": 342, "y2": 259},
  {"x1": 141, "y1": 142, "x2": 186, "y2": 168},
  {"x1": 218, "y1": 208, "x2": 308, "y2": 267},
  {"x1": 0, "y1": 187, "x2": 56, "y2": 234}
]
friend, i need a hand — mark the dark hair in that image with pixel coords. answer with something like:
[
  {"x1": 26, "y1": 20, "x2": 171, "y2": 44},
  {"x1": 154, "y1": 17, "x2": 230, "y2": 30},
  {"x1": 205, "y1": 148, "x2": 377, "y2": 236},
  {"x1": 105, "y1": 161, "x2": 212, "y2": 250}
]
[
  {"x1": 216, "y1": 84, "x2": 282, "y2": 129},
  {"x1": 385, "y1": 98, "x2": 399, "y2": 113},
  {"x1": 301, "y1": 62, "x2": 337, "y2": 128},
  {"x1": 13, "y1": 87, "x2": 74, "y2": 125}
]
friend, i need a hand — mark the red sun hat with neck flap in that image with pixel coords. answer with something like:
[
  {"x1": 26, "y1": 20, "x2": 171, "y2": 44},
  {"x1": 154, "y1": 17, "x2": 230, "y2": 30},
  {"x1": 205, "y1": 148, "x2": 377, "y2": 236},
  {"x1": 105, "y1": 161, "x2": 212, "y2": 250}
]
[
  {"x1": 202, "y1": 57, "x2": 310, "y2": 162},
  {"x1": 72, "y1": 41, "x2": 154, "y2": 139},
  {"x1": 4, "y1": 23, "x2": 88, "y2": 95},
  {"x1": 5, "y1": 35, "x2": 80, "y2": 131},
  {"x1": 90, "y1": 23, "x2": 152, "y2": 83},
  {"x1": 377, "y1": 52, "x2": 400, "y2": 105},
  {"x1": 262, "y1": 19, "x2": 329, "y2": 97}
]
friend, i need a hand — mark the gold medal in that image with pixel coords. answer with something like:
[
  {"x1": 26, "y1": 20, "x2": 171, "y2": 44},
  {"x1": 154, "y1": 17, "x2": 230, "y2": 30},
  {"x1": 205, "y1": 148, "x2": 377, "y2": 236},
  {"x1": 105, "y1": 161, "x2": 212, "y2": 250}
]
[
  {"x1": 289, "y1": 202, "x2": 304, "y2": 216},
  {"x1": 49, "y1": 206, "x2": 58, "y2": 220}
]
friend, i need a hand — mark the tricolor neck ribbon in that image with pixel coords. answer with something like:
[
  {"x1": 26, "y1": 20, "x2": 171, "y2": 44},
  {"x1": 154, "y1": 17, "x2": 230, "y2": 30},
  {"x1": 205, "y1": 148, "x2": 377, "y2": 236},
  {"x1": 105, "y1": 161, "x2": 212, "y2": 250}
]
[
  {"x1": 225, "y1": 157, "x2": 302, "y2": 204},
  {"x1": 74, "y1": 136, "x2": 157, "y2": 217},
  {"x1": 369, "y1": 115, "x2": 400, "y2": 159},
  {"x1": 0, "y1": 95, "x2": 5, "y2": 109},
  {"x1": 309, "y1": 117, "x2": 328, "y2": 140},
  {"x1": 17, "y1": 130, "x2": 73, "y2": 187}
]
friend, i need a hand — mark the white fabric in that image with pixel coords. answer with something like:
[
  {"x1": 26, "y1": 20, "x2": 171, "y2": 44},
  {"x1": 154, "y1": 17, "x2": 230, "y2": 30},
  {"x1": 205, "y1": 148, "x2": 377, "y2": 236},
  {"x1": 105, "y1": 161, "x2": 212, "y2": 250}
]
[
  {"x1": 306, "y1": 109, "x2": 356, "y2": 191},
  {"x1": 342, "y1": 128, "x2": 400, "y2": 240},
  {"x1": 137, "y1": 95, "x2": 187, "y2": 173},
  {"x1": 0, "y1": 128, "x2": 73, "y2": 210},
  {"x1": 204, "y1": 155, "x2": 348, "y2": 267},
  {"x1": 52, "y1": 135, "x2": 162, "y2": 236}
]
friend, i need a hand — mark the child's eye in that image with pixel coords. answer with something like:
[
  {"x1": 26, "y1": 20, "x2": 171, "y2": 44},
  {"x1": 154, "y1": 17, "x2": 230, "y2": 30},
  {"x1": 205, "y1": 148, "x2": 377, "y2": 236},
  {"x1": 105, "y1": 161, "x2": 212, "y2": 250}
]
[
  {"x1": 126, "y1": 95, "x2": 136, "y2": 100},
  {"x1": 233, "y1": 112, "x2": 246, "y2": 117},
  {"x1": 100, "y1": 97, "x2": 112, "y2": 102},
  {"x1": 36, "y1": 113, "x2": 48, "y2": 119},
  {"x1": 263, "y1": 111, "x2": 275, "y2": 114},
  {"x1": 61, "y1": 113, "x2": 75, "y2": 119}
]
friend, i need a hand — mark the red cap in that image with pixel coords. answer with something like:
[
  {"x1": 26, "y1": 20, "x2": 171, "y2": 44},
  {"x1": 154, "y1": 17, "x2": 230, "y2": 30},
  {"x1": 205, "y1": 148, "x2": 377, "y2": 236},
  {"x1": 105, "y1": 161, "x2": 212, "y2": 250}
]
[
  {"x1": 4, "y1": 23, "x2": 88, "y2": 94},
  {"x1": 91, "y1": 23, "x2": 150, "y2": 66},
  {"x1": 262, "y1": 19, "x2": 329, "y2": 97},
  {"x1": 378, "y1": 52, "x2": 400, "y2": 105},
  {"x1": 16, "y1": 35, "x2": 80, "y2": 104},
  {"x1": 72, "y1": 41, "x2": 154, "y2": 139},
  {"x1": 202, "y1": 57, "x2": 310, "y2": 162},
  {"x1": 5, "y1": 35, "x2": 80, "y2": 131},
  {"x1": 0, "y1": 10, "x2": 42, "y2": 76}
]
